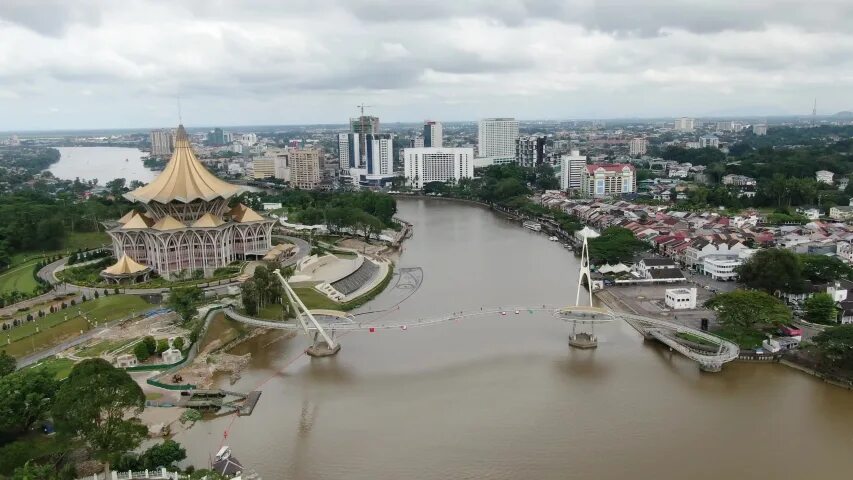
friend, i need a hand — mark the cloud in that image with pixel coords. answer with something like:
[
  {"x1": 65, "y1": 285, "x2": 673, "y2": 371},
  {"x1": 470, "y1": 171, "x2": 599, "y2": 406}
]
[{"x1": 1, "y1": 0, "x2": 853, "y2": 129}]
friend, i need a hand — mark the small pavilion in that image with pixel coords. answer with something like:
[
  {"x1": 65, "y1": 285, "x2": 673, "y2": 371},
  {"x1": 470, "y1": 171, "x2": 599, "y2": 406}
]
[{"x1": 100, "y1": 253, "x2": 152, "y2": 284}]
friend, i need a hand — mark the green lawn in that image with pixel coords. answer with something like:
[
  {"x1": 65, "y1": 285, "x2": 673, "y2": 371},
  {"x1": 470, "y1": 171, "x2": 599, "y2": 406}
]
[
  {"x1": 75, "y1": 338, "x2": 137, "y2": 358},
  {"x1": 25, "y1": 356, "x2": 77, "y2": 380},
  {"x1": 676, "y1": 331, "x2": 720, "y2": 348},
  {"x1": 1, "y1": 295, "x2": 153, "y2": 358},
  {"x1": 254, "y1": 303, "x2": 292, "y2": 321},
  {"x1": 0, "y1": 259, "x2": 39, "y2": 296},
  {"x1": 715, "y1": 327, "x2": 767, "y2": 350},
  {"x1": 293, "y1": 287, "x2": 341, "y2": 310}
]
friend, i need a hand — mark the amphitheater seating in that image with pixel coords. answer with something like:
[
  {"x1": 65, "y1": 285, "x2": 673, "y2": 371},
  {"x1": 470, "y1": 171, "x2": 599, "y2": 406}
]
[{"x1": 331, "y1": 260, "x2": 380, "y2": 296}]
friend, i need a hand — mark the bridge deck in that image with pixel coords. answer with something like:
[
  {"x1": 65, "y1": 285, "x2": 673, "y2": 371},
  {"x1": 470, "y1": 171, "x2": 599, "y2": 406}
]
[{"x1": 224, "y1": 305, "x2": 739, "y2": 368}]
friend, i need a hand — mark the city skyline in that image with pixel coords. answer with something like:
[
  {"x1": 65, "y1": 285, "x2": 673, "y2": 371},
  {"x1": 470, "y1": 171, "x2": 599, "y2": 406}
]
[{"x1": 2, "y1": 0, "x2": 853, "y2": 130}]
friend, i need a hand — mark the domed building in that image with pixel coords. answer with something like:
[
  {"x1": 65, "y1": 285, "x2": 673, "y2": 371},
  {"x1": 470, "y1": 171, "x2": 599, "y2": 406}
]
[{"x1": 102, "y1": 125, "x2": 275, "y2": 281}]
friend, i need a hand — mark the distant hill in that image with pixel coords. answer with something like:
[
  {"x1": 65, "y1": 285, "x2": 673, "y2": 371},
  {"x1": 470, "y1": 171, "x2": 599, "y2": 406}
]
[{"x1": 832, "y1": 111, "x2": 853, "y2": 118}]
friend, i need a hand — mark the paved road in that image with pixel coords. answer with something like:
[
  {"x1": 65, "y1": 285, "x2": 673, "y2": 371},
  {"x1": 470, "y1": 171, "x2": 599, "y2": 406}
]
[{"x1": 29, "y1": 235, "x2": 311, "y2": 300}]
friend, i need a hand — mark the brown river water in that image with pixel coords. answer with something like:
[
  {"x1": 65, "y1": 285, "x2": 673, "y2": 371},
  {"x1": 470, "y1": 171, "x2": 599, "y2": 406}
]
[{"x1": 174, "y1": 198, "x2": 853, "y2": 480}]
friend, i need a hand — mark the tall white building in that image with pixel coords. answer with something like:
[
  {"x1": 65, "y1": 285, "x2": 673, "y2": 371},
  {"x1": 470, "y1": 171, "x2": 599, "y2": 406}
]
[
  {"x1": 753, "y1": 124, "x2": 768, "y2": 136},
  {"x1": 674, "y1": 117, "x2": 695, "y2": 132},
  {"x1": 364, "y1": 134, "x2": 393, "y2": 176},
  {"x1": 338, "y1": 133, "x2": 361, "y2": 169},
  {"x1": 515, "y1": 135, "x2": 545, "y2": 167},
  {"x1": 240, "y1": 133, "x2": 258, "y2": 146},
  {"x1": 629, "y1": 137, "x2": 648, "y2": 156},
  {"x1": 403, "y1": 147, "x2": 474, "y2": 190},
  {"x1": 478, "y1": 118, "x2": 519, "y2": 158},
  {"x1": 699, "y1": 135, "x2": 720, "y2": 148},
  {"x1": 560, "y1": 150, "x2": 586, "y2": 191},
  {"x1": 150, "y1": 129, "x2": 174, "y2": 156},
  {"x1": 423, "y1": 121, "x2": 443, "y2": 148}
]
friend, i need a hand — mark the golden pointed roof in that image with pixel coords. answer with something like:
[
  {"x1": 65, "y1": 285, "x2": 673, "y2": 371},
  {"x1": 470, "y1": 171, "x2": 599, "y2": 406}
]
[
  {"x1": 103, "y1": 254, "x2": 150, "y2": 276},
  {"x1": 122, "y1": 212, "x2": 155, "y2": 229},
  {"x1": 124, "y1": 125, "x2": 243, "y2": 204},
  {"x1": 229, "y1": 203, "x2": 264, "y2": 223},
  {"x1": 117, "y1": 210, "x2": 138, "y2": 224},
  {"x1": 152, "y1": 215, "x2": 185, "y2": 231},
  {"x1": 192, "y1": 212, "x2": 225, "y2": 228}
]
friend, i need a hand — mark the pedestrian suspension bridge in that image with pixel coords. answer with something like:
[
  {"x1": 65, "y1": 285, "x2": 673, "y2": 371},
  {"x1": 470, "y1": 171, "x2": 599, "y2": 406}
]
[{"x1": 224, "y1": 235, "x2": 739, "y2": 372}]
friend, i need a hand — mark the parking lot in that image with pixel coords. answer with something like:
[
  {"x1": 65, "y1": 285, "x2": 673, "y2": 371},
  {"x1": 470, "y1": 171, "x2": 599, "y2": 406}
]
[{"x1": 597, "y1": 282, "x2": 720, "y2": 331}]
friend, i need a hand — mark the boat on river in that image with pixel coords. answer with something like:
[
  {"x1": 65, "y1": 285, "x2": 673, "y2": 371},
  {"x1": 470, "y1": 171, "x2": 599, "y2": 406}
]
[{"x1": 523, "y1": 221, "x2": 542, "y2": 232}]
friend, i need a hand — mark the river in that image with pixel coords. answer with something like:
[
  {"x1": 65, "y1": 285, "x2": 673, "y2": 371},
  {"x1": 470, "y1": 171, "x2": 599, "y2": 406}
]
[
  {"x1": 50, "y1": 147, "x2": 156, "y2": 184},
  {"x1": 175, "y1": 198, "x2": 853, "y2": 479}
]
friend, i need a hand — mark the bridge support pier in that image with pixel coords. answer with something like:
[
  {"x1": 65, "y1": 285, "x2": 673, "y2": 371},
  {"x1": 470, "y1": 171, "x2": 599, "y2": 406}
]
[
  {"x1": 568, "y1": 332, "x2": 598, "y2": 349},
  {"x1": 699, "y1": 362, "x2": 722, "y2": 373},
  {"x1": 306, "y1": 331, "x2": 341, "y2": 357}
]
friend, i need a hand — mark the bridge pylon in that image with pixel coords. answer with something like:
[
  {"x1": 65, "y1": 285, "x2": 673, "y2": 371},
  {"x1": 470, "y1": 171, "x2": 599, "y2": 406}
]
[
  {"x1": 274, "y1": 269, "x2": 341, "y2": 357},
  {"x1": 569, "y1": 233, "x2": 598, "y2": 349}
]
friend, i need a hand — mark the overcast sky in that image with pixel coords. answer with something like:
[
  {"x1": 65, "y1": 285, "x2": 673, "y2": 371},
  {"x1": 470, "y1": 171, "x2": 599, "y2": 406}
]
[{"x1": 2, "y1": 0, "x2": 853, "y2": 131}]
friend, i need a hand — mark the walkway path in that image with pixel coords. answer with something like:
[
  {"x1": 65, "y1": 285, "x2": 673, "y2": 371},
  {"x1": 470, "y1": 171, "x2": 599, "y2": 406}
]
[
  {"x1": 30, "y1": 235, "x2": 311, "y2": 299},
  {"x1": 224, "y1": 302, "x2": 739, "y2": 370}
]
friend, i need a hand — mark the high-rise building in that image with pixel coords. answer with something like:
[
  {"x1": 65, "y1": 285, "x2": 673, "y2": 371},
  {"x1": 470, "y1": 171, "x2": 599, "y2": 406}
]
[
  {"x1": 478, "y1": 118, "x2": 519, "y2": 158},
  {"x1": 350, "y1": 115, "x2": 379, "y2": 165},
  {"x1": 580, "y1": 164, "x2": 636, "y2": 198},
  {"x1": 338, "y1": 133, "x2": 361, "y2": 169},
  {"x1": 252, "y1": 148, "x2": 289, "y2": 180},
  {"x1": 290, "y1": 148, "x2": 321, "y2": 190},
  {"x1": 515, "y1": 135, "x2": 545, "y2": 167},
  {"x1": 403, "y1": 147, "x2": 474, "y2": 190},
  {"x1": 150, "y1": 129, "x2": 174, "y2": 156},
  {"x1": 715, "y1": 121, "x2": 734, "y2": 132},
  {"x1": 365, "y1": 134, "x2": 393, "y2": 176},
  {"x1": 753, "y1": 124, "x2": 768, "y2": 136},
  {"x1": 410, "y1": 137, "x2": 425, "y2": 148},
  {"x1": 629, "y1": 137, "x2": 648, "y2": 156},
  {"x1": 207, "y1": 128, "x2": 227, "y2": 146},
  {"x1": 699, "y1": 135, "x2": 720, "y2": 148},
  {"x1": 674, "y1": 117, "x2": 695, "y2": 132},
  {"x1": 560, "y1": 150, "x2": 587, "y2": 191},
  {"x1": 240, "y1": 133, "x2": 258, "y2": 146},
  {"x1": 423, "y1": 121, "x2": 443, "y2": 148}
]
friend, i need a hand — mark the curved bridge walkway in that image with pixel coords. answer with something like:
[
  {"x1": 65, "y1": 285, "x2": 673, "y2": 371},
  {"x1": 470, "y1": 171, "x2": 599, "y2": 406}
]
[{"x1": 224, "y1": 304, "x2": 739, "y2": 372}]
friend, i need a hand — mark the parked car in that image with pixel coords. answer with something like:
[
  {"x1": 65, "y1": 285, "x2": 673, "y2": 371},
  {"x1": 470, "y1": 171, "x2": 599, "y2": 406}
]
[{"x1": 779, "y1": 325, "x2": 803, "y2": 337}]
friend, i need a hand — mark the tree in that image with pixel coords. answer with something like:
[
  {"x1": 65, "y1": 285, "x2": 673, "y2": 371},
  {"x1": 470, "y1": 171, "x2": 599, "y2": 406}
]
[
  {"x1": 241, "y1": 280, "x2": 259, "y2": 316},
  {"x1": 0, "y1": 350, "x2": 15, "y2": 377},
  {"x1": 133, "y1": 342, "x2": 150, "y2": 362},
  {"x1": 52, "y1": 359, "x2": 147, "y2": 475},
  {"x1": 173, "y1": 336, "x2": 185, "y2": 351},
  {"x1": 737, "y1": 248, "x2": 805, "y2": 294},
  {"x1": 0, "y1": 368, "x2": 59, "y2": 435},
  {"x1": 705, "y1": 290, "x2": 791, "y2": 338},
  {"x1": 142, "y1": 336, "x2": 157, "y2": 355},
  {"x1": 811, "y1": 324, "x2": 853, "y2": 372},
  {"x1": 588, "y1": 227, "x2": 648, "y2": 264},
  {"x1": 168, "y1": 287, "x2": 203, "y2": 323},
  {"x1": 156, "y1": 339, "x2": 169, "y2": 354},
  {"x1": 139, "y1": 440, "x2": 187, "y2": 470},
  {"x1": 804, "y1": 293, "x2": 838, "y2": 324},
  {"x1": 800, "y1": 254, "x2": 853, "y2": 283}
]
